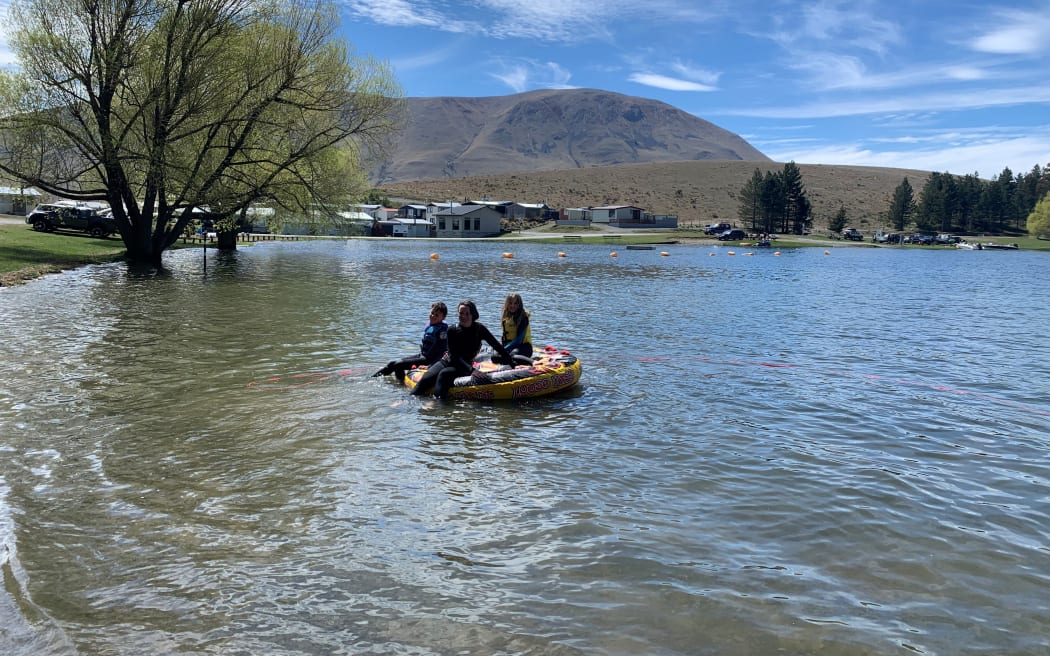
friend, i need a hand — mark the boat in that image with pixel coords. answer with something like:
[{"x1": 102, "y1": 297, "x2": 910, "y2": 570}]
[
  {"x1": 625, "y1": 244, "x2": 655, "y2": 250},
  {"x1": 404, "y1": 346, "x2": 582, "y2": 400},
  {"x1": 979, "y1": 242, "x2": 1019, "y2": 250},
  {"x1": 955, "y1": 241, "x2": 979, "y2": 250}
]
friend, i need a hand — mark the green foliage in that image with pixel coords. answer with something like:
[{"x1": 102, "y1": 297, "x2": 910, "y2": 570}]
[
  {"x1": 888, "y1": 178, "x2": 915, "y2": 231},
  {"x1": 829, "y1": 203, "x2": 847, "y2": 233},
  {"x1": 736, "y1": 168, "x2": 763, "y2": 229},
  {"x1": 364, "y1": 188, "x2": 392, "y2": 206},
  {"x1": 734, "y1": 162, "x2": 812, "y2": 235},
  {"x1": 1028, "y1": 192, "x2": 1050, "y2": 238},
  {"x1": 0, "y1": 0, "x2": 403, "y2": 265},
  {"x1": 913, "y1": 166, "x2": 1049, "y2": 235}
]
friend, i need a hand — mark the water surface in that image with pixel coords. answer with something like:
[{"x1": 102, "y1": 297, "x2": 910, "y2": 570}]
[{"x1": 1, "y1": 240, "x2": 1048, "y2": 655}]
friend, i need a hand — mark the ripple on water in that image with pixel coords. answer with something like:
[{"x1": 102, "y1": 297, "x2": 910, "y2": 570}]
[{"x1": 0, "y1": 242, "x2": 1048, "y2": 655}]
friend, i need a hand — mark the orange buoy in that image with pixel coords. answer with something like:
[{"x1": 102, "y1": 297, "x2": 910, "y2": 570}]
[
  {"x1": 745, "y1": 252, "x2": 754, "y2": 256},
  {"x1": 774, "y1": 251, "x2": 781, "y2": 256},
  {"x1": 660, "y1": 251, "x2": 669, "y2": 256},
  {"x1": 557, "y1": 252, "x2": 567, "y2": 257},
  {"x1": 709, "y1": 252, "x2": 716, "y2": 256},
  {"x1": 824, "y1": 250, "x2": 830, "y2": 255},
  {"x1": 502, "y1": 252, "x2": 514, "y2": 259},
  {"x1": 429, "y1": 253, "x2": 439, "y2": 260},
  {"x1": 610, "y1": 252, "x2": 618, "y2": 257},
  {"x1": 727, "y1": 251, "x2": 735, "y2": 256}
]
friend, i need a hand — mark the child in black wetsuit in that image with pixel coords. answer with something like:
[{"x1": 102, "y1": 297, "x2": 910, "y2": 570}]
[
  {"x1": 373, "y1": 302, "x2": 449, "y2": 381},
  {"x1": 411, "y1": 300, "x2": 512, "y2": 398}
]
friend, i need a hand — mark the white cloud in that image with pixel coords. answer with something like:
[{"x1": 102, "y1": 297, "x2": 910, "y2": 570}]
[
  {"x1": 970, "y1": 9, "x2": 1050, "y2": 55},
  {"x1": 348, "y1": 0, "x2": 723, "y2": 42},
  {"x1": 344, "y1": 0, "x2": 475, "y2": 32},
  {"x1": 491, "y1": 60, "x2": 574, "y2": 93},
  {"x1": 764, "y1": 127, "x2": 1050, "y2": 177},
  {"x1": 784, "y1": 51, "x2": 1011, "y2": 94},
  {"x1": 719, "y1": 85, "x2": 1050, "y2": 119},
  {"x1": 763, "y1": 0, "x2": 902, "y2": 55},
  {"x1": 669, "y1": 60, "x2": 721, "y2": 86},
  {"x1": 628, "y1": 73, "x2": 716, "y2": 92}
]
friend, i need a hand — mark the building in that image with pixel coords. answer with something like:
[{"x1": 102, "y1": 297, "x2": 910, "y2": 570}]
[
  {"x1": 433, "y1": 204, "x2": 503, "y2": 238},
  {"x1": 507, "y1": 202, "x2": 549, "y2": 220},
  {"x1": 398, "y1": 204, "x2": 428, "y2": 220},
  {"x1": 426, "y1": 201, "x2": 461, "y2": 221},
  {"x1": 0, "y1": 186, "x2": 42, "y2": 215},
  {"x1": 589, "y1": 205, "x2": 644, "y2": 224},
  {"x1": 587, "y1": 204, "x2": 678, "y2": 229},
  {"x1": 394, "y1": 217, "x2": 435, "y2": 238}
]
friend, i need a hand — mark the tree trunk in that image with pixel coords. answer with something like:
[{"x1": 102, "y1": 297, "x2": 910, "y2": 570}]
[{"x1": 217, "y1": 230, "x2": 238, "y2": 250}]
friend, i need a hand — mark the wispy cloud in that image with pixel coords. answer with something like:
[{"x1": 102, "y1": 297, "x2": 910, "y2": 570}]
[
  {"x1": 763, "y1": 0, "x2": 902, "y2": 55},
  {"x1": 347, "y1": 0, "x2": 723, "y2": 42},
  {"x1": 789, "y1": 55, "x2": 1002, "y2": 92},
  {"x1": 389, "y1": 44, "x2": 461, "y2": 74},
  {"x1": 969, "y1": 8, "x2": 1050, "y2": 55},
  {"x1": 628, "y1": 59, "x2": 720, "y2": 92},
  {"x1": 344, "y1": 0, "x2": 476, "y2": 32},
  {"x1": 490, "y1": 59, "x2": 574, "y2": 93},
  {"x1": 628, "y1": 73, "x2": 716, "y2": 92},
  {"x1": 763, "y1": 125, "x2": 1050, "y2": 176},
  {"x1": 719, "y1": 84, "x2": 1050, "y2": 119}
]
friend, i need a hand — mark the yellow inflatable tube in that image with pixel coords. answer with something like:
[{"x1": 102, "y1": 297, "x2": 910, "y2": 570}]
[{"x1": 404, "y1": 347, "x2": 582, "y2": 400}]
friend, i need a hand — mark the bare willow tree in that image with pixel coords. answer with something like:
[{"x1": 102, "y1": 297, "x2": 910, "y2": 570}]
[{"x1": 0, "y1": 0, "x2": 402, "y2": 264}]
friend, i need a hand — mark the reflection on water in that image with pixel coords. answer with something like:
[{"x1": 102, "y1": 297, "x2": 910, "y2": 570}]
[{"x1": 1, "y1": 240, "x2": 1049, "y2": 655}]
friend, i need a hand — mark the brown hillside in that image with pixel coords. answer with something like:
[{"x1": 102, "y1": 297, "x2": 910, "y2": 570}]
[
  {"x1": 378, "y1": 160, "x2": 932, "y2": 231},
  {"x1": 371, "y1": 89, "x2": 769, "y2": 184}
]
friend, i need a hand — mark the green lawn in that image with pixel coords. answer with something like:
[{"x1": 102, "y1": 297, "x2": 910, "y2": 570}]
[{"x1": 0, "y1": 222, "x2": 127, "y2": 285}]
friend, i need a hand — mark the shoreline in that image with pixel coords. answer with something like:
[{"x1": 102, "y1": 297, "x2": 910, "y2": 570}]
[{"x1": 3, "y1": 215, "x2": 1041, "y2": 287}]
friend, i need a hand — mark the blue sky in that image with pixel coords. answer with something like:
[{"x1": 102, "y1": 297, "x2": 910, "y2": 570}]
[{"x1": 3, "y1": 0, "x2": 1048, "y2": 178}]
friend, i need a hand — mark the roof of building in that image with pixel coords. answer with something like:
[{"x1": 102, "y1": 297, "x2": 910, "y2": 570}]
[
  {"x1": 435, "y1": 204, "x2": 499, "y2": 217},
  {"x1": 336, "y1": 211, "x2": 375, "y2": 221}
]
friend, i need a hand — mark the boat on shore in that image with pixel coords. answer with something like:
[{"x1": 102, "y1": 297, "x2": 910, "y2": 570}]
[
  {"x1": 980, "y1": 242, "x2": 1019, "y2": 250},
  {"x1": 404, "y1": 346, "x2": 582, "y2": 400},
  {"x1": 625, "y1": 244, "x2": 655, "y2": 250}
]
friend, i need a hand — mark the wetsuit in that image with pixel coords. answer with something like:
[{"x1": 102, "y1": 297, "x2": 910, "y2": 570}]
[
  {"x1": 376, "y1": 321, "x2": 448, "y2": 380},
  {"x1": 411, "y1": 321, "x2": 511, "y2": 398}
]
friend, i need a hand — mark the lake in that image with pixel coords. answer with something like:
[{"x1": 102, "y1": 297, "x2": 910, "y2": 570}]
[{"x1": 1, "y1": 239, "x2": 1048, "y2": 655}]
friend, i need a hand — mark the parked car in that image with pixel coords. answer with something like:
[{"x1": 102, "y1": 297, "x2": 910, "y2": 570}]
[
  {"x1": 935, "y1": 234, "x2": 961, "y2": 245},
  {"x1": 717, "y1": 229, "x2": 748, "y2": 241},
  {"x1": 842, "y1": 227, "x2": 863, "y2": 241},
  {"x1": 26, "y1": 203, "x2": 117, "y2": 238},
  {"x1": 874, "y1": 232, "x2": 901, "y2": 244},
  {"x1": 704, "y1": 222, "x2": 732, "y2": 235}
]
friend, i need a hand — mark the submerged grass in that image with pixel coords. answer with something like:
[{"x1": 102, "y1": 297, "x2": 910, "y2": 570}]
[{"x1": 0, "y1": 222, "x2": 127, "y2": 286}]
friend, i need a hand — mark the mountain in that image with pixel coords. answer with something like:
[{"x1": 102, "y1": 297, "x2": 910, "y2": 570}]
[{"x1": 370, "y1": 89, "x2": 769, "y2": 184}]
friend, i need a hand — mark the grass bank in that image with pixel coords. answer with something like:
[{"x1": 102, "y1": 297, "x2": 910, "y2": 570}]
[{"x1": 0, "y1": 222, "x2": 127, "y2": 286}]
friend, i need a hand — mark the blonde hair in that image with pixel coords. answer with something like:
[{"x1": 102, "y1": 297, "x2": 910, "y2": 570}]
[{"x1": 501, "y1": 293, "x2": 525, "y2": 320}]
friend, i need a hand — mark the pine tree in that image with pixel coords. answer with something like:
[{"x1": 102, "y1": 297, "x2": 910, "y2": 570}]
[
  {"x1": 888, "y1": 178, "x2": 916, "y2": 231},
  {"x1": 737, "y1": 168, "x2": 764, "y2": 231}
]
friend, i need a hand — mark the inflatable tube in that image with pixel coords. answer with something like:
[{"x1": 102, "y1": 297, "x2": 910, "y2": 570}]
[{"x1": 404, "y1": 346, "x2": 582, "y2": 400}]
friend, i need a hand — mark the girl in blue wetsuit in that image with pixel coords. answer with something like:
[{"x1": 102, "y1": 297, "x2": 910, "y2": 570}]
[{"x1": 373, "y1": 302, "x2": 448, "y2": 380}]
